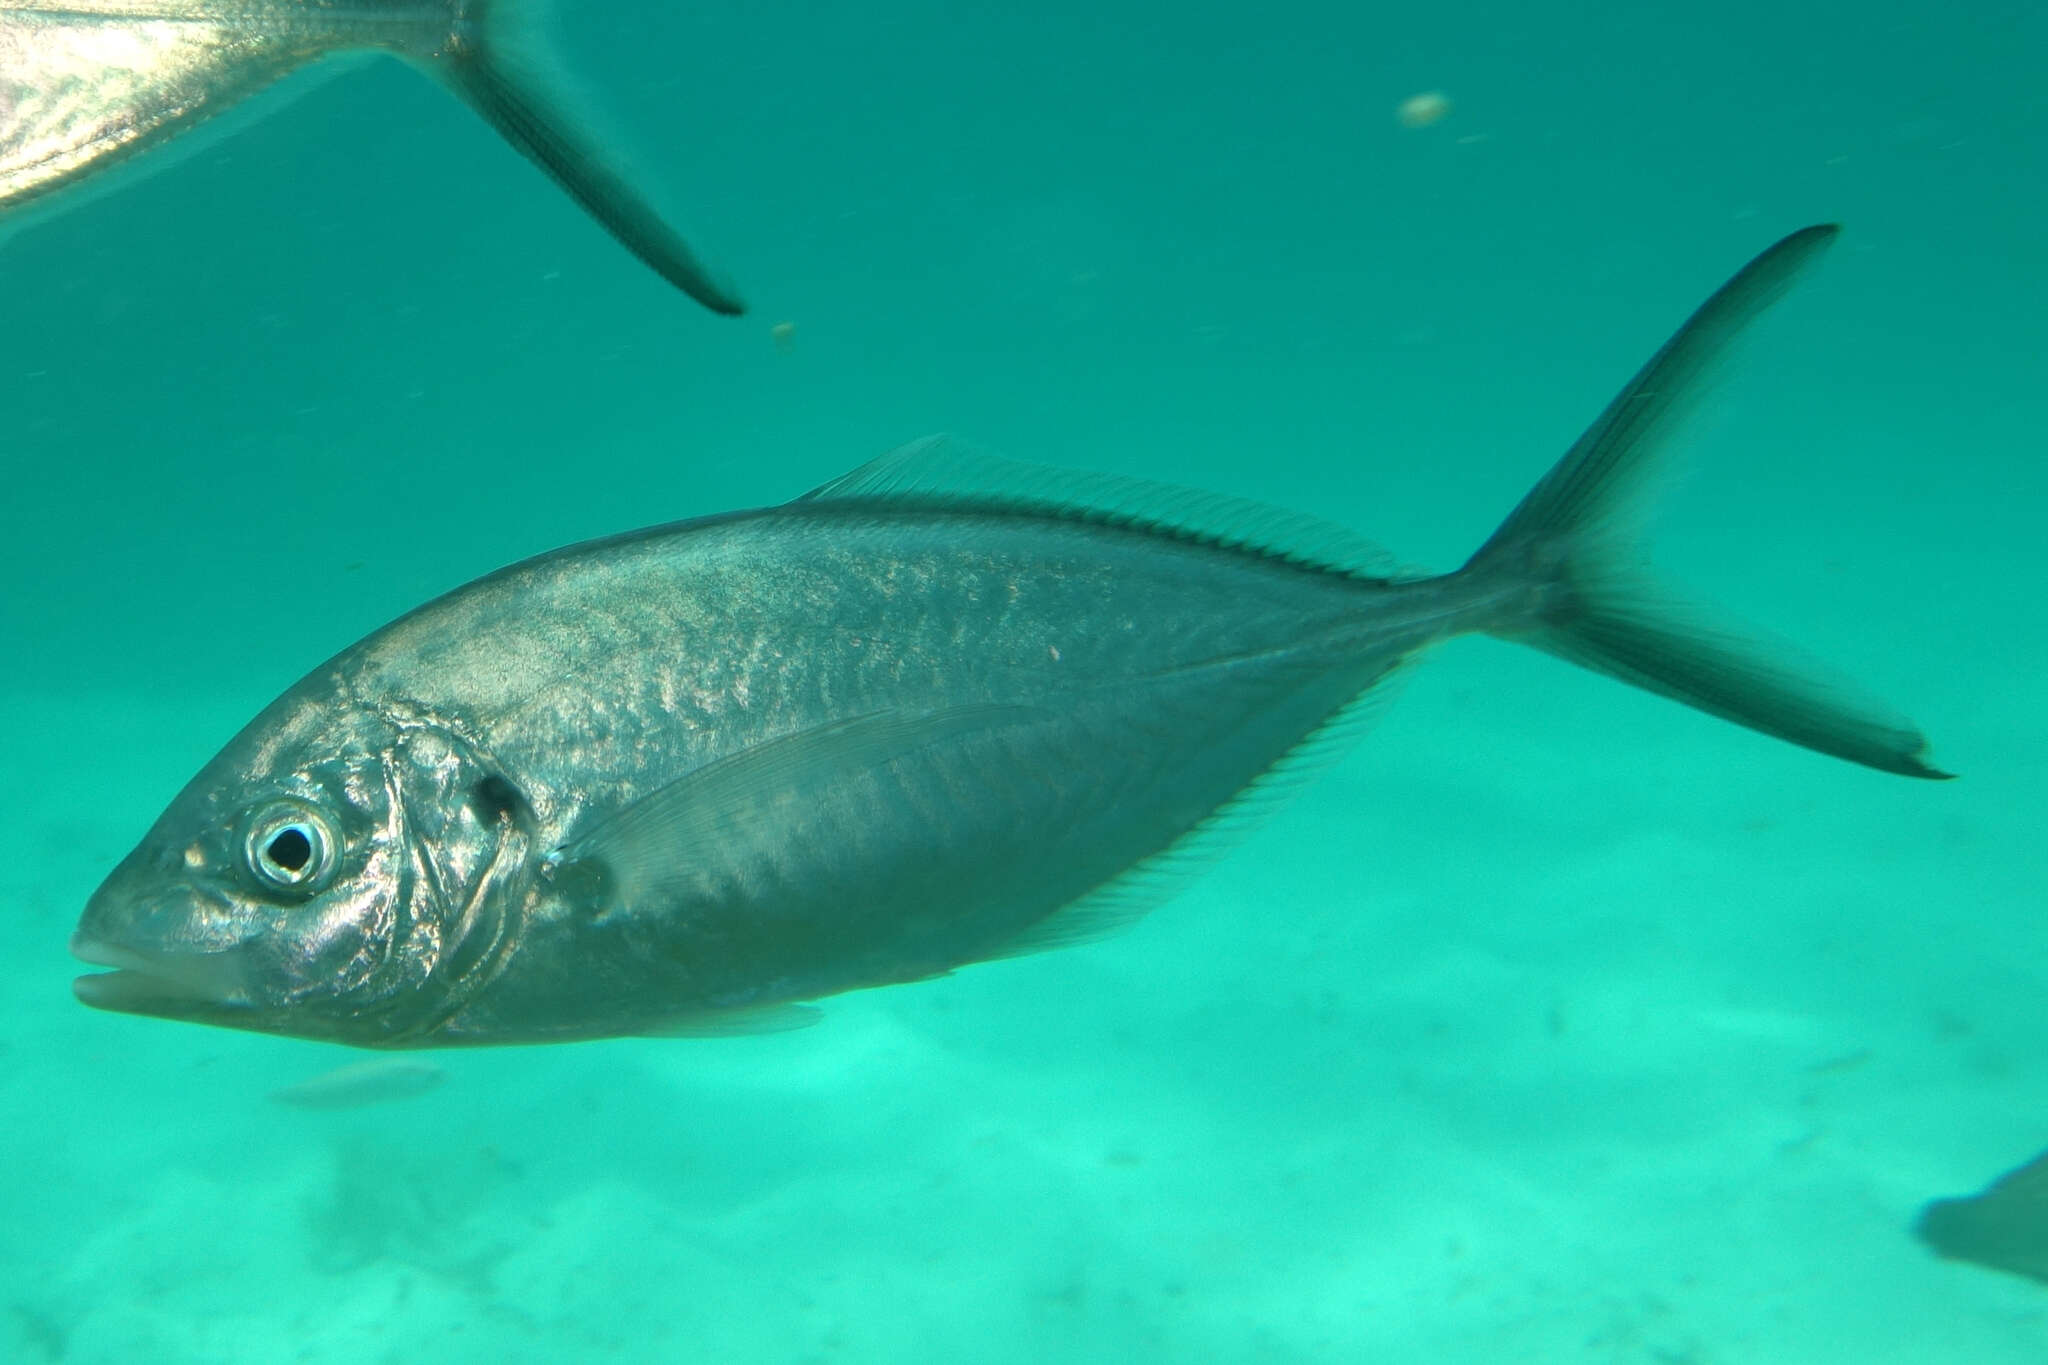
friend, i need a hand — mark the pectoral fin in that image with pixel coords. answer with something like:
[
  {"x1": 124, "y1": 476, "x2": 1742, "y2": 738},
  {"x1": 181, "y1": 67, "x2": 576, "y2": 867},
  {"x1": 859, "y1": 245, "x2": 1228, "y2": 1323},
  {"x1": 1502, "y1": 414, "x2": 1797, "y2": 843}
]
[{"x1": 550, "y1": 704, "x2": 1047, "y2": 916}]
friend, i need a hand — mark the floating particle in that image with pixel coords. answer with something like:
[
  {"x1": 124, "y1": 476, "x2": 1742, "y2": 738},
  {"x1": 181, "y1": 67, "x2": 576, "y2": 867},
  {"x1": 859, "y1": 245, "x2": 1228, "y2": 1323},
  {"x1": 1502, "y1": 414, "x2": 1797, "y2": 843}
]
[
  {"x1": 1396, "y1": 91, "x2": 1453, "y2": 129},
  {"x1": 771, "y1": 321, "x2": 798, "y2": 353}
]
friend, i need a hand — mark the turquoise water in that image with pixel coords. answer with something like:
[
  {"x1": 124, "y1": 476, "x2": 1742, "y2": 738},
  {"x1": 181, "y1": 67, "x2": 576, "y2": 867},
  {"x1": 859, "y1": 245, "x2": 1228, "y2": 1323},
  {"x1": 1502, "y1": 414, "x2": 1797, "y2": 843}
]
[{"x1": 3, "y1": 1, "x2": 2043, "y2": 1359}]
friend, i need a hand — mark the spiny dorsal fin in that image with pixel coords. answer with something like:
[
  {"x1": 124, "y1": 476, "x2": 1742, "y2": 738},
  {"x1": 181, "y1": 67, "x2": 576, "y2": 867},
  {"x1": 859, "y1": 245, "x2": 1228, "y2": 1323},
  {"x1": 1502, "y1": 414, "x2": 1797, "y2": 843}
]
[{"x1": 799, "y1": 436, "x2": 1412, "y2": 579}]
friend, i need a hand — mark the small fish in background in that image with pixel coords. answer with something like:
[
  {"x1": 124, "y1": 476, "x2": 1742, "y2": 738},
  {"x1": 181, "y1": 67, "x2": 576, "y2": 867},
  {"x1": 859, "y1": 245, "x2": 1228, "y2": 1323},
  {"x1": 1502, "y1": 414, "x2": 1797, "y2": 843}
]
[
  {"x1": 0, "y1": 0, "x2": 744, "y2": 314},
  {"x1": 269, "y1": 1058, "x2": 447, "y2": 1110},
  {"x1": 1917, "y1": 1147, "x2": 2048, "y2": 1286},
  {"x1": 1395, "y1": 90, "x2": 1453, "y2": 129},
  {"x1": 71, "y1": 226, "x2": 1947, "y2": 1048}
]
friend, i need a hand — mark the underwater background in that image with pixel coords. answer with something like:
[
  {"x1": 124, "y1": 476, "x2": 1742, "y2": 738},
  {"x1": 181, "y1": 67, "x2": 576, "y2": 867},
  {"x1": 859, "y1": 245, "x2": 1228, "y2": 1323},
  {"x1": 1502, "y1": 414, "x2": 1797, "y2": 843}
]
[{"x1": 3, "y1": 0, "x2": 2043, "y2": 1359}]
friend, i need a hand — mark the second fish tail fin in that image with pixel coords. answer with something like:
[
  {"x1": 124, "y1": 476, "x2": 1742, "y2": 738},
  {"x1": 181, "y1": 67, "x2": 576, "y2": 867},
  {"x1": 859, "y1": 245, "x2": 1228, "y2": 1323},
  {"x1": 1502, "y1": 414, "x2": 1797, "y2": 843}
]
[
  {"x1": 428, "y1": 0, "x2": 745, "y2": 314},
  {"x1": 1462, "y1": 225, "x2": 1949, "y2": 779}
]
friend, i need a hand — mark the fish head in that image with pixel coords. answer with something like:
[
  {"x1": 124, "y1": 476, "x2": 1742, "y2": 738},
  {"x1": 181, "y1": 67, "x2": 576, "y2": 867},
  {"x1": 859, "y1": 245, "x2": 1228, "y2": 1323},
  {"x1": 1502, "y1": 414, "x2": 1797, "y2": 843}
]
[{"x1": 73, "y1": 688, "x2": 533, "y2": 1046}]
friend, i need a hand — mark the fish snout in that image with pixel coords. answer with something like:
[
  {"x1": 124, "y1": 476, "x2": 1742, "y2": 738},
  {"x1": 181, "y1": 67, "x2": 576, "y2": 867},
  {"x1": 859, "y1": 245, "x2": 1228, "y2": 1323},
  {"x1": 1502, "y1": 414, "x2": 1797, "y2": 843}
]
[
  {"x1": 71, "y1": 878, "x2": 257, "y2": 1015},
  {"x1": 69, "y1": 932, "x2": 257, "y2": 1014}
]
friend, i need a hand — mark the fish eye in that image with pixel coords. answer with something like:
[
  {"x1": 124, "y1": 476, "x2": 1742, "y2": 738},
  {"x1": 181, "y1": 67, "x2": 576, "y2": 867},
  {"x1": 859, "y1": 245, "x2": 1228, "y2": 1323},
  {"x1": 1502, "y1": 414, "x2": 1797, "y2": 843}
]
[{"x1": 240, "y1": 801, "x2": 340, "y2": 897}]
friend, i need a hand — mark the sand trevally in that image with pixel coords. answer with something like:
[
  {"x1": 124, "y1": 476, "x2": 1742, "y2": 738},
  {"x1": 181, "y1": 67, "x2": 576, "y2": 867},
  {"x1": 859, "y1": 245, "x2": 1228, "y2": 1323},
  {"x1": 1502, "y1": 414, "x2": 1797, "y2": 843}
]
[
  {"x1": 1918, "y1": 1145, "x2": 2048, "y2": 1288},
  {"x1": 71, "y1": 225, "x2": 1945, "y2": 1048},
  {"x1": 268, "y1": 1057, "x2": 447, "y2": 1109},
  {"x1": 0, "y1": 0, "x2": 743, "y2": 313}
]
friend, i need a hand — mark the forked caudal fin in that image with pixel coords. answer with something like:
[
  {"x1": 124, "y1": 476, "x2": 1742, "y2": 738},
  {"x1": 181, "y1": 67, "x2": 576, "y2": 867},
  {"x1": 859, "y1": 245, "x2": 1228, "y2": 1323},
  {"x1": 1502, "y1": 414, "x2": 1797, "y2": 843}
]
[
  {"x1": 430, "y1": 0, "x2": 746, "y2": 315},
  {"x1": 1462, "y1": 225, "x2": 1950, "y2": 779}
]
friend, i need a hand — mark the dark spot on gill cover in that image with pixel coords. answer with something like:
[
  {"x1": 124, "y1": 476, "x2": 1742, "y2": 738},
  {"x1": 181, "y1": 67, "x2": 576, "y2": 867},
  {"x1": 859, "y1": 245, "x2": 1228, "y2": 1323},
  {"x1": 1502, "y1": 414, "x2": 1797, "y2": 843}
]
[{"x1": 471, "y1": 774, "x2": 529, "y2": 827}]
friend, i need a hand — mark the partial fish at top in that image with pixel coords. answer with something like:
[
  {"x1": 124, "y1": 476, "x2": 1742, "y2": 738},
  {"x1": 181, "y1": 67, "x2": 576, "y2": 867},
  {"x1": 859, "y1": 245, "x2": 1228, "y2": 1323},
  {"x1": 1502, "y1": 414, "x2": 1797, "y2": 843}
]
[
  {"x1": 71, "y1": 226, "x2": 1948, "y2": 1048},
  {"x1": 0, "y1": 0, "x2": 744, "y2": 312}
]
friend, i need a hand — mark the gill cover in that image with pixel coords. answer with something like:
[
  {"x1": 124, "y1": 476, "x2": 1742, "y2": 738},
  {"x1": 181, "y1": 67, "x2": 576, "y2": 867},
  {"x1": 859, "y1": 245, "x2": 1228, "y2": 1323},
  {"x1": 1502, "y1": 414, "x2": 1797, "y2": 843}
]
[{"x1": 346, "y1": 714, "x2": 537, "y2": 1046}]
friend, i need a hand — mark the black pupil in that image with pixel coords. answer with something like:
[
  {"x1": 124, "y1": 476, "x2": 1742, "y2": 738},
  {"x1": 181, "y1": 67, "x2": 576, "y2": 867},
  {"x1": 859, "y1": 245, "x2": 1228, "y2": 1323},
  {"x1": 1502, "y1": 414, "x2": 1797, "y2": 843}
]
[{"x1": 266, "y1": 825, "x2": 314, "y2": 874}]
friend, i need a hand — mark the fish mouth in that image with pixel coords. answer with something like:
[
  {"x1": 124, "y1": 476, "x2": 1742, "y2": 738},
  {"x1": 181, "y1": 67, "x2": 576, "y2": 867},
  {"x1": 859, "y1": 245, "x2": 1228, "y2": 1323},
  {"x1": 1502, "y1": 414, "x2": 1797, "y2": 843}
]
[{"x1": 69, "y1": 934, "x2": 251, "y2": 1014}]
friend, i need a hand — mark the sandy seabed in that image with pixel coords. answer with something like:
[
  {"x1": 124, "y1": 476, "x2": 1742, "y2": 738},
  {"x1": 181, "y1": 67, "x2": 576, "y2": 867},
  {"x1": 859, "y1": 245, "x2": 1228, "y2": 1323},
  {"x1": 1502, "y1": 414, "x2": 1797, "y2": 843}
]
[{"x1": 4, "y1": 611, "x2": 2038, "y2": 1365}]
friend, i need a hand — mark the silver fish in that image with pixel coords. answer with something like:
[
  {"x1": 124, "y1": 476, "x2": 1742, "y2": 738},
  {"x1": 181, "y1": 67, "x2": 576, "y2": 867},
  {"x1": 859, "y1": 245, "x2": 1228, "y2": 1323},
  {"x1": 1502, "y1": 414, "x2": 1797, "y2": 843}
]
[
  {"x1": 71, "y1": 226, "x2": 1946, "y2": 1048},
  {"x1": 268, "y1": 1057, "x2": 446, "y2": 1108},
  {"x1": 1917, "y1": 1146, "x2": 2048, "y2": 1287},
  {"x1": 0, "y1": 0, "x2": 743, "y2": 313}
]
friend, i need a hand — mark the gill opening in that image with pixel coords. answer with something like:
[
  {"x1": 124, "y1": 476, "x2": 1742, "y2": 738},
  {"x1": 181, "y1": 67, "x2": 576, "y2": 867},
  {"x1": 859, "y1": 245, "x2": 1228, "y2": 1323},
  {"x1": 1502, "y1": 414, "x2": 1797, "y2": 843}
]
[{"x1": 380, "y1": 811, "x2": 531, "y2": 1047}]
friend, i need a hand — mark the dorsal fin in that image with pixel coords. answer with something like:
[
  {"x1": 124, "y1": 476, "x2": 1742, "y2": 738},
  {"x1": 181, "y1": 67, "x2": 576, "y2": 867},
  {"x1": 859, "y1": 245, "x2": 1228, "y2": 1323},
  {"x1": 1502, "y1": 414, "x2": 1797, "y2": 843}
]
[{"x1": 799, "y1": 436, "x2": 1412, "y2": 579}]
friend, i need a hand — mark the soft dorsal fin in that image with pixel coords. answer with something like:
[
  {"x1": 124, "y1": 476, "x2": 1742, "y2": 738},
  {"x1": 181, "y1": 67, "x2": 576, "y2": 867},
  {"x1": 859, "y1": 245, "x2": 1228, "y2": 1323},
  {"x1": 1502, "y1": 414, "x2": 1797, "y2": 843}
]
[{"x1": 799, "y1": 436, "x2": 1412, "y2": 579}]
